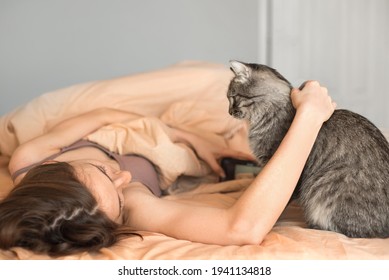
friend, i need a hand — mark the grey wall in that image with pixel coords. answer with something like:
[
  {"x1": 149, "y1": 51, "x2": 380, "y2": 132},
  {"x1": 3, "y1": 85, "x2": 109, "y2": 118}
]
[
  {"x1": 0, "y1": 0, "x2": 259, "y2": 115},
  {"x1": 2, "y1": 0, "x2": 388, "y2": 130}
]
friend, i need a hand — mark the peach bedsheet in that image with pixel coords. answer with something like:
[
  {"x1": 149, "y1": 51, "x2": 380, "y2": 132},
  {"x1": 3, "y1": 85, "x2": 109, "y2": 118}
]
[{"x1": 0, "y1": 61, "x2": 388, "y2": 259}]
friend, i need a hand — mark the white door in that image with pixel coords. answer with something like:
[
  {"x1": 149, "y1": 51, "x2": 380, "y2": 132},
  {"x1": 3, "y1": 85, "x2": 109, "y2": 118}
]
[{"x1": 263, "y1": 0, "x2": 389, "y2": 129}]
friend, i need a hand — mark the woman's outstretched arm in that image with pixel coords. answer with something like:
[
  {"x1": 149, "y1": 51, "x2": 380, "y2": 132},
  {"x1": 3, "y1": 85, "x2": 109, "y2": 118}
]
[
  {"x1": 128, "y1": 81, "x2": 336, "y2": 245},
  {"x1": 228, "y1": 81, "x2": 336, "y2": 243},
  {"x1": 9, "y1": 108, "x2": 141, "y2": 176}
]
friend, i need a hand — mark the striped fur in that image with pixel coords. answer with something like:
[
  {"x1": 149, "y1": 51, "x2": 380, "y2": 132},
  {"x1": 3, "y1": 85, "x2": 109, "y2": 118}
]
[{"x1": 227, "y1": 61, "x2": 389, "y2": 238}]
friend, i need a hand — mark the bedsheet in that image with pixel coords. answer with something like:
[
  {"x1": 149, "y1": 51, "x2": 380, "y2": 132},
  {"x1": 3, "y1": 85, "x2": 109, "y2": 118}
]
[{"x1": 1, "y1": 61, "x2": 389, "y2": 259}]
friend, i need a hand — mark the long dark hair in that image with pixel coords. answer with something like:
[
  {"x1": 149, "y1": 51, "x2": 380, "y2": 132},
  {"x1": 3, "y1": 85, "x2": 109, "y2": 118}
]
[{"x1": 0, "y1": 162, "x2": 140, "y2": 257}]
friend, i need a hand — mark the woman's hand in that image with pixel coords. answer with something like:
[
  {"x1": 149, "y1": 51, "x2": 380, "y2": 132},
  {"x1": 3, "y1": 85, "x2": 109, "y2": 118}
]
[
  {"x1": 291, "y1": 81, "x2": 336, "y2": 124},
  {"x1": 169, "y1": 128, "x2": 254, "y2": 178},
  {"x1": 188, "y1": 135, "x2": 255, "y2": 178}
]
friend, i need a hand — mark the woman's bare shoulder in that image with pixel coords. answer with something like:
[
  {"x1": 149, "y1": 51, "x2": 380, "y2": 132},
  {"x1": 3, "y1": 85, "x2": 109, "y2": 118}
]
[{"x1": 8, "y1": 144, "x2": 59, "y2": 180}]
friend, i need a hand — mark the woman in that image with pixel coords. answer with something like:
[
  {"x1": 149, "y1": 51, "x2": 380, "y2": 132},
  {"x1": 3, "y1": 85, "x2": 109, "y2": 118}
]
[{"x1": 0, "y1": 81, "x2": 335, "y2": 256}]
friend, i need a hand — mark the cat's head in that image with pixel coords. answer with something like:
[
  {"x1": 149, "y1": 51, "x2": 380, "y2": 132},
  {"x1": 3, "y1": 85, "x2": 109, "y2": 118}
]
[{"x1": 227, "y1": 60, "x2": 293, "y2": 121}]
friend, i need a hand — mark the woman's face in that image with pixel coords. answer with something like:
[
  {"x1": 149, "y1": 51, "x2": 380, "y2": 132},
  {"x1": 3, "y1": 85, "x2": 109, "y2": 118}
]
[{"x1": 70, "y1": 160, "x2": 132, "y2": 223}]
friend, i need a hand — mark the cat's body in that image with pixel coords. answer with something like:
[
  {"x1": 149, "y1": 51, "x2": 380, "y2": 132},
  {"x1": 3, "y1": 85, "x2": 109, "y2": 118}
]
[{"x1": 227, "y1": 61, "x2": 389, "y2": 238}]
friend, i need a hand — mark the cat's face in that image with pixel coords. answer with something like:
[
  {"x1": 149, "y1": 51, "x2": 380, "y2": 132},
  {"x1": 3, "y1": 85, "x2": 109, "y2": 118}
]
[{"x1": 227, "y1": 61, "x2": 292, "y2": 121}]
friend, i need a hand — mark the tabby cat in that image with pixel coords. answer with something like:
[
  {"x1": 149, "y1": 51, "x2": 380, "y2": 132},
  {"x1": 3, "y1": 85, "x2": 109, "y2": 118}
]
[{"x1": 227, "y1": 60, "x2": 389, "y2": 238}]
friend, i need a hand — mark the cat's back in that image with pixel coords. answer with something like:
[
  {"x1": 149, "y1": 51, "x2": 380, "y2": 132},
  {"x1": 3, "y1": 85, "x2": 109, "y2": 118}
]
[
  {"x1": 301, "y1": 108, "x2": 389, "y2": 193},
  {"x1": 305, "y1": 109, "x2": 389, "y2": 174},
  {"x1": 320, "y1": 109, "x2": 389, "y2": 155}
]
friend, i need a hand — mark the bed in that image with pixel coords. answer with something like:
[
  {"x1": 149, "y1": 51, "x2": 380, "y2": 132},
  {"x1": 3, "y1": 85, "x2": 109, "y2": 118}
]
[{"x1": 1, "y1": 61, "x2": 389, "y2": 260}]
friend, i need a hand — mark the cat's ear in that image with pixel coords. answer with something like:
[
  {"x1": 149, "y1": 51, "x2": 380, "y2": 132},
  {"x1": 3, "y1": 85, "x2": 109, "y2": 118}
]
[{"x1": 229, "y1": 60, "x2": 251, "y2": 83}]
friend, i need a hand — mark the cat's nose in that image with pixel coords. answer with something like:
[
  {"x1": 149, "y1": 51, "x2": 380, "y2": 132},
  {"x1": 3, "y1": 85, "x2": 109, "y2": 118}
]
[{"x1": 229, "y1": 108, "x2": 242, "y2": 118}]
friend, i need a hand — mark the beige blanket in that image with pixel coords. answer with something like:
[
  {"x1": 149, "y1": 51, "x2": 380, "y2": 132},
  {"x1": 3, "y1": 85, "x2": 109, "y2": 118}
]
[{"x1": 1, "y1": 61, "x2": 388, "y2": 259}]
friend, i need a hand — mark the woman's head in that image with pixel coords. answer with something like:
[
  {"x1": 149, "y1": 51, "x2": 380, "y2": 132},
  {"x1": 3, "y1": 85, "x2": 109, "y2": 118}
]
[
  {"x1": 69, "y1": 159, "x2": 132, "y2": 223},
  {"x1": 0, "y1": 162, "x2": 138, "y2": 257}
]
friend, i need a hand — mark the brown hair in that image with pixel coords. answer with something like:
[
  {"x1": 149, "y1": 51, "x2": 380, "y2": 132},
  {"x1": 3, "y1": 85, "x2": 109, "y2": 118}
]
[{"x1": 0, "y1": 162, "x2": 140, "y2": 257}]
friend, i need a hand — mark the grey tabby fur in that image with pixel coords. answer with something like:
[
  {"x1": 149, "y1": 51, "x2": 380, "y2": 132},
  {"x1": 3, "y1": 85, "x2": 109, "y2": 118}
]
[{"x1": 227, "y1": 60, "x2": 389, "y2": 238}]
